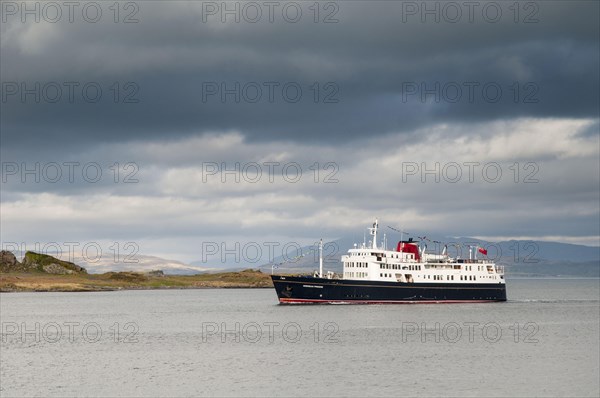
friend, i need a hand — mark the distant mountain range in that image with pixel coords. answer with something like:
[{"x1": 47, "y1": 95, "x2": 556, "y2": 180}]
[
  {"x1": 11, "y1": 251, "x2": 213, "y2": 275},
  {"x1": 11, "y1": 236, "x2": 598, "y2": 277}
]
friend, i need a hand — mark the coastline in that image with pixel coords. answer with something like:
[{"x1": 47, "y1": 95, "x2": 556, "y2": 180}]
[{"x1": 0, "y1": 269, "x2": 273, "y2": 293}]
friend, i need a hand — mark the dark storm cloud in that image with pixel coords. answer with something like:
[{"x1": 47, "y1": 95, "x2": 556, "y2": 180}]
[{"x1": 1, "y1": 0, "x2": 599, "y2": 150}]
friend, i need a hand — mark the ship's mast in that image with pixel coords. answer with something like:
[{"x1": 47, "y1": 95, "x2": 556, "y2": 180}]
[
  {"x1": 319, "y1": 238, "x2": 323, "y2": 278},
  {"x1": 369, "y1": 218, "x2": 379, "y2": 250},
  {"x1": 400, "y1": 230, "x2": 404, "y2": 251}
]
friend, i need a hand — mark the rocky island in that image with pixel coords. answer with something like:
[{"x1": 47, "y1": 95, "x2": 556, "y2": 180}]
[{"x1": 0, "y1": 251, "x2": 273, "y2": 292}]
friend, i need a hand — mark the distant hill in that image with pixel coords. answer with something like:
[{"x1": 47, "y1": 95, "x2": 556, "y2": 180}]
[
  {"x1": 9, "y1": 251, "x2": 212, "y2": 275},
  {"x1": 71, "y1": 253, "x2": 213, "y2": 275}
]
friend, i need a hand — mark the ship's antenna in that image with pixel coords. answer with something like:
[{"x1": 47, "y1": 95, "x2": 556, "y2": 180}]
[{"x1": 319, "y1": 238, "x2": 323, "y2": 278}]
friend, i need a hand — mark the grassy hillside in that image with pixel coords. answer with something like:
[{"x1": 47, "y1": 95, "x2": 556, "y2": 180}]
[{"x1": 0, "y1": 269, "x2": 272, "y2": 292}]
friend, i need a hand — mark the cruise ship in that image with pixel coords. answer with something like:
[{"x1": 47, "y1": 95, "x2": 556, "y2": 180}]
[{"x1": 271, "y1": 219, "x2": 506, "y2": 304}]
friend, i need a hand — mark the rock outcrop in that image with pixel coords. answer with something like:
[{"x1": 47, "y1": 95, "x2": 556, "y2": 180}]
[
  {"x1": 0, "y1": 250, "x2": 20, "y2": 272},
  {"x1": 0, "y1": 251, "x2": 87, "y2": 274}
]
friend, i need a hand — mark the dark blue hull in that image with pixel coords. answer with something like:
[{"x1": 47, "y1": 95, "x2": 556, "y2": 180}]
[{"x1": 271, "y1": 275, "x2": 506, "y2": 304}]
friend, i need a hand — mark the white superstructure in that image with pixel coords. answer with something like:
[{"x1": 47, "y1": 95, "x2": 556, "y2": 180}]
[{"x1": 341, "y1": 219, "x2": 505, "y2": 284}]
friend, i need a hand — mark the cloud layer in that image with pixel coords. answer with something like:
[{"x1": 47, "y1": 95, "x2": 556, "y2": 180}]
[{"x1": 1, "y1": 1, "x2": 599, "y2": 265}]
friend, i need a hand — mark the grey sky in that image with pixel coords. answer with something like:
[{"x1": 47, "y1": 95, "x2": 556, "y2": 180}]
[{"x1": 1, "y1": 1, "x2": 599, "y2": 266}]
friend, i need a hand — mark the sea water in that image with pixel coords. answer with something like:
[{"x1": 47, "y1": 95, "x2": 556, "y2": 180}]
[{"x1": 1, "y1": 278, "x2": 598, "y2": 397}]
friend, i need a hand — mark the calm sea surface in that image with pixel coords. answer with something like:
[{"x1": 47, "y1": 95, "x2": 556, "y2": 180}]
[{"x1": 1, "y1": 278, "x2": 599, "y2": 397}]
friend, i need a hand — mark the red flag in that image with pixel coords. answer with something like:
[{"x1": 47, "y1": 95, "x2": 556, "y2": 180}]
[{"x1": 478, "y1": 247, "x2": 488, "y2": 255}]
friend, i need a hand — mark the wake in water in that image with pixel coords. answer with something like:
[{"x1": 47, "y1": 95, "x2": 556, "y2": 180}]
[{"x1": 509, "y1": 299, "x2": 600, "y2": 303}]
